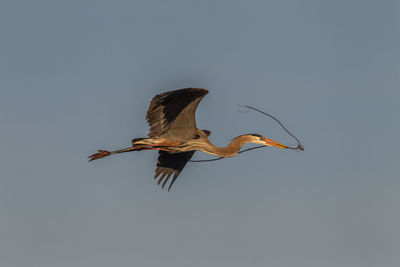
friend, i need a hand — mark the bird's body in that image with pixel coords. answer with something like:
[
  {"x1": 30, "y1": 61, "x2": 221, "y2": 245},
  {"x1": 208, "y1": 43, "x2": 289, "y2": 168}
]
[{"x1": 89, "y1": 88, "x2": 288, "y2": 190}]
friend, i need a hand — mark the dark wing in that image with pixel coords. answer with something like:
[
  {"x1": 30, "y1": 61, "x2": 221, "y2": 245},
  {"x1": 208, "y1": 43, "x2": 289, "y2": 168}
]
[
  {"x1": 154, "y1": 151, "x2": 195, "y2": 191},
  {"x1": 146, "y1": 88, "x2": 208, "y2": 139}
]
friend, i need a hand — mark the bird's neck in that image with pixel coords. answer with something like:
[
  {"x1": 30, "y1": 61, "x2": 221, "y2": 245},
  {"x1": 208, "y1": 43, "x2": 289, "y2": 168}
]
[{"x1": 202, "y1": 135, "x2": 255, "y2": 157}]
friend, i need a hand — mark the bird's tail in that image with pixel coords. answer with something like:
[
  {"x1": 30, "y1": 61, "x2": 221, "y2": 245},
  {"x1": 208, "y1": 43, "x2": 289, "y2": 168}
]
[{"x1": 131, "y1": 137, "x2": 160, "y2": 146}]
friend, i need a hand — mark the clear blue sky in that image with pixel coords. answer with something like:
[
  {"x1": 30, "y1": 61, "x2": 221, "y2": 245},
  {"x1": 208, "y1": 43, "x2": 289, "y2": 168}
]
[{"x1": 1, "y1": 0, "x2": 399, "y2": 266}]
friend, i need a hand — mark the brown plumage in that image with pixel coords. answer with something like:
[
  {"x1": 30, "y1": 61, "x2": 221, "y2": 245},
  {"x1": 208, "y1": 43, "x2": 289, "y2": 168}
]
[{"x1": 89, "y1": 88, "x2": 288, "y2": 191}]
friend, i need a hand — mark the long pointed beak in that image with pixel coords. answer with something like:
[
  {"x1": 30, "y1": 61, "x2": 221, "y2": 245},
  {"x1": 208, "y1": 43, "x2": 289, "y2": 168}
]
[{"x1": 264, "y1": 138, "x2": 288, "y2": 149}]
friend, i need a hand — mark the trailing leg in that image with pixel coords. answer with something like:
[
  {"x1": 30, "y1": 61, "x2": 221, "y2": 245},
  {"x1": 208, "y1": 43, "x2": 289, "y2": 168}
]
[
  {"x1": 88, "y1": 137, "x2": 182, "y2": 162},
  {"x1": 88, "y1": 146, "x2": 138, "y2": 162}
]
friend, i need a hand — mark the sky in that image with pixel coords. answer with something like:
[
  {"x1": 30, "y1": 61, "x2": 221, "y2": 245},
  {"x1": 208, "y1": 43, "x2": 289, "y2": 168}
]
[{"x1": 1, "y1": 0, "x2": 399, "y2": 266}]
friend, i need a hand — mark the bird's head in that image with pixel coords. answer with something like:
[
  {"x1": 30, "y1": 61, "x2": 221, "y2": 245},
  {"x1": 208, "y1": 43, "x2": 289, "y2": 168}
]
[{"x1": 248, "y1": 134, "x2": 288, "y2": 149}]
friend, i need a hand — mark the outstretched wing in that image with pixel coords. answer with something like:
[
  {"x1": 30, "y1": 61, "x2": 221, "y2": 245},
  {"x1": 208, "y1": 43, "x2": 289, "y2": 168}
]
[
  {"x1": 146, "y1": 88, "x2": 208, "y2": 139},
  {"x1": 154, "y1": 151, "x2": 195, "y2": 191}
]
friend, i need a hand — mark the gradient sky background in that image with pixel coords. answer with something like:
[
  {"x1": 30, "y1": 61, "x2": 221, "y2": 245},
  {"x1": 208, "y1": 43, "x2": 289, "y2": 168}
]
[{"x1": 1, "y1": 0, "x2": 399, "y2": 266}]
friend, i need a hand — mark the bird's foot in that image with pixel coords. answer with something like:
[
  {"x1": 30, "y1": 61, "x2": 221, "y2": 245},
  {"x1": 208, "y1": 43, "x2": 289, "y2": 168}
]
[{"x1": 88, "y1": 150, "x2": 111, "y2": 162}]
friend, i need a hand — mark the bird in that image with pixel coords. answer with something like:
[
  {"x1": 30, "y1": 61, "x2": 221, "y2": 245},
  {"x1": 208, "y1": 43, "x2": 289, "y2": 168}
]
[{"x1": 89, "y1": 88, "x2": 288, "y2": 191}]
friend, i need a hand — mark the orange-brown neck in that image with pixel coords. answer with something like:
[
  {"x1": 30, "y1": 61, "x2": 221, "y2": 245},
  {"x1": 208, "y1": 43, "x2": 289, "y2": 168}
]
[{"x1": 195, "y1": 135, "x2": 257, "y2": 157}]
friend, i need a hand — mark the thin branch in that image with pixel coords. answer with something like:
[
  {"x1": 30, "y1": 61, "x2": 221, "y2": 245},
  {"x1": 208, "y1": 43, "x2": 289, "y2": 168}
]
[
  {"x1": 239, "y1": 105, "x2": 304, "y2": 151},
  {"x1": 190, "y1": 105, "x2": 303, "y2": 163}
]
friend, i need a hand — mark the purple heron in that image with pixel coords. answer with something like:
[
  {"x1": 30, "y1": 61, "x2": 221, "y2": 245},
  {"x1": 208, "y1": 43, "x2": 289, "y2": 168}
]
[{"x1": 89, "y1": 88, "x2": 288, "y2": 190}]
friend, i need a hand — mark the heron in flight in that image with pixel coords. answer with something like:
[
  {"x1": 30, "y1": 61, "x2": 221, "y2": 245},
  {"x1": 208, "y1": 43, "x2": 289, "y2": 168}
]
[{"x1": 89, "y1": 88, "x2": 288, "y2": 190}]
